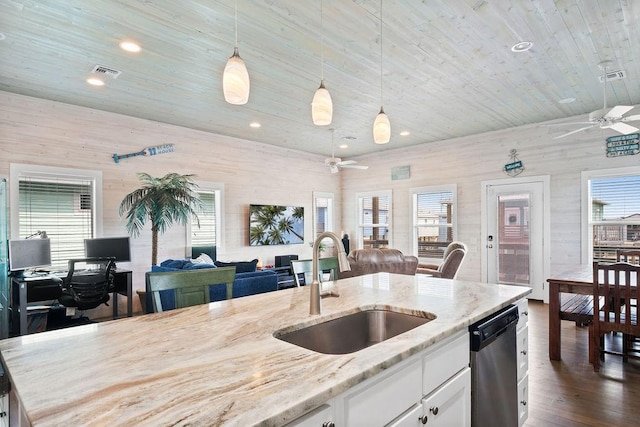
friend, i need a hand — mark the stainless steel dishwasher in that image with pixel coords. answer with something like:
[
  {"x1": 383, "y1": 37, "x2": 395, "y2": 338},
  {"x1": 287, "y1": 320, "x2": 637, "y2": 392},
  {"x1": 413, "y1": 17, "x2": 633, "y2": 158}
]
[{"x1": 469, "y1": 304, "x2": 519, "y2": 427}]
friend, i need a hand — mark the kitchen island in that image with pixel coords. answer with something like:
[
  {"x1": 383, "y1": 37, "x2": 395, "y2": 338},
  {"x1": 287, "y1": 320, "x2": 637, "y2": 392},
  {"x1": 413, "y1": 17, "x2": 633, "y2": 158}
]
[{"x1": 0, "y1": 273, "x2": 530, "y2": 426}]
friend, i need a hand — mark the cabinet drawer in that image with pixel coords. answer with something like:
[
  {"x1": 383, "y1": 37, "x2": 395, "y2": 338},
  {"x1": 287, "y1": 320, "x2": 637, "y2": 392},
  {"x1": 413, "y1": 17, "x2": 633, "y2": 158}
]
[
  {"x1": 518, "y1": 374, "x2": 529, "y2": 427},
  {"x1": 422, "y1": 332, "x2": 469, "y2": 396},
  {"x1": 517, "y1": 325, "x2": 529, "y2": 381},
  {"x1": 342, "y1": 357, "x2": 422, "y2": 426},
  {"x1": 286, "y1": 403, "x2": 333, "y2": 427},
  {"x1": 515, "y1": 298, "x2": 529, "y2": 331}
]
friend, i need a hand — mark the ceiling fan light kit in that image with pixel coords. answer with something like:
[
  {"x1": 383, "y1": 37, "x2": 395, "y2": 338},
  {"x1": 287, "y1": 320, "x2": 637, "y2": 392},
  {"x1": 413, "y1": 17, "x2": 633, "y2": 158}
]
[{"x1": 223, "y1": 1, "x2": 250, "y2": 105}]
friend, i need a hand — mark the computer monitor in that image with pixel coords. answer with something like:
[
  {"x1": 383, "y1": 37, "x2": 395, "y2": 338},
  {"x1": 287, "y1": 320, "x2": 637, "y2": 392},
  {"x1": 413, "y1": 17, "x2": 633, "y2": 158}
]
[
  {"x1": 84, "y1": 236, "x2": 131, "y2": 262},
  {"x1": 8, "y1": 238, "x2": 52, "y2": 272}
]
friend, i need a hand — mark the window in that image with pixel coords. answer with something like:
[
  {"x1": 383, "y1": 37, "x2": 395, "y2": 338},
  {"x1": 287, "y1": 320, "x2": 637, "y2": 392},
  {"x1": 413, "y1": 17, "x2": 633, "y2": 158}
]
[
  {"x1": 357, "y1": 190, "x2": 391, "y2": 249},
  {"x1": 411, "y1": 185, "x2": 457, "y2": 261},
  {"x1": 582, "y1": 167, "x2": 640, "y2": 263},
  {"x1": 10, "y1": 164, "x2": 102, "y2": 270},
  {"x1": 313, "y1": 192, "x2": 334, "y2": 239},
  {"x1": 187, "y1": 182, "x2": 223, "y2": 256}
]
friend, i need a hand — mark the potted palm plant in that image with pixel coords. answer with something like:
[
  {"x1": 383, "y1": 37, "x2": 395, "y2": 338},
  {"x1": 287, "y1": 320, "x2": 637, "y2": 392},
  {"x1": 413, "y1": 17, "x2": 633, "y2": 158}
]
[{"x1": 119, "y1": 172, "x2": 202, "y2": 266}]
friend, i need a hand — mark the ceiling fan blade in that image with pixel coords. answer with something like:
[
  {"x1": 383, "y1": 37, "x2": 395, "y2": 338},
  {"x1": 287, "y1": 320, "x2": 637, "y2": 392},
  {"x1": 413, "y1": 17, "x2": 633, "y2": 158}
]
[
  {"x1": 621, "y1": 114, "x2": 640, "y2": 123},
  {"x1": 541, "y1": 121, "x2": 594, "y2": 127},
  {"x1": 337, "y1": 160, "x2": 356, "y2": 166},
  {"x1": 604, "y1": 105, "x2": 634, "y2": 119},
  {"x1": 341, "y1": 164, "x2": 369, "y2": 170},
  {"x1": 608, "y1": 122, "x2": 639, "y2": 135},
  {"x1": 554, "y1": 124, "x2": 597, "y2": 139}
]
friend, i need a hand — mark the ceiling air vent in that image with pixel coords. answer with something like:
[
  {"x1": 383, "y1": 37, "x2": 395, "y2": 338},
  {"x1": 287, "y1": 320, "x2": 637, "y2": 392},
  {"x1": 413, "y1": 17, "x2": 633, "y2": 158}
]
[
  {"x1": 91, "y1": 65, "x2": 122, "y2": 79},
  {"x1": 598, "y1": 69, "x2": 626, "y2": 82}
]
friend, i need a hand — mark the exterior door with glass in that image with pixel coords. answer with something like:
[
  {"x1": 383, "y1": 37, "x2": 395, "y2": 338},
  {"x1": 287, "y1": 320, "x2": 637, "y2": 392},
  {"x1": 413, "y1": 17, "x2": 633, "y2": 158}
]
[{"x1": 482, "y1": 178, "x2": 548, "y2": 301}]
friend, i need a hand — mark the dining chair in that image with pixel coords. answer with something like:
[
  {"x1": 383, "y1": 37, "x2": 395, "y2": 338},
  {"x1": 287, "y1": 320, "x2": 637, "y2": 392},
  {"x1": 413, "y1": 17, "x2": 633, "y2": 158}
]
[
  {"x1": 147, "y1": 267, "x2": 236, "y2": 312},
  {"x1": 616, "y1": 249, "x2": 640, "y2": 265},
  {"x1": 589, "y1": 261, "x2": 640, "y2": 372},
  {"x1": 291, "y1": 257, "x2": 339, "y2": 287}
]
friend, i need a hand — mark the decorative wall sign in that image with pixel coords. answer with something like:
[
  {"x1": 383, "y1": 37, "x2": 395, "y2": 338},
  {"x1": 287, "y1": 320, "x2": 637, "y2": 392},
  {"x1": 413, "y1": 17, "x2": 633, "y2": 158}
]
[
  {"x1": 503, "y1": 149, "x2": 525, "y2": 176},
  {"x1": 113, "y1": 144, "x2": 175, "y2": 164},
  {"x1": 391, "y1": 165, "x2": 410, "y2": 180},
  {"x1": 605, "y1": 134, "x2": 639, "y2": 158}
]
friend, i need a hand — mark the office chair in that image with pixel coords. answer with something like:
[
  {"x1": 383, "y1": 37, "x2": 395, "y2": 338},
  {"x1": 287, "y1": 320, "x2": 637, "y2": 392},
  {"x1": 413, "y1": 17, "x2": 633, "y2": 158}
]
[{"x1": 58, "y1": 257, "x2": 116, "y2": 312}]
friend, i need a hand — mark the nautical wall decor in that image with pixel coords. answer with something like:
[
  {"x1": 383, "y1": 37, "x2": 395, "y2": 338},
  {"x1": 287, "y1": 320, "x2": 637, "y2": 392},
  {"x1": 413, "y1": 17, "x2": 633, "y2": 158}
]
[
  {"x1": 605, "y1": 133, "x2": 639, "y2": 157},
  {"x1": 113, "y1": 144, "x2": 175, "y2": 164},
  {"x1": 503, "y1": 149, "x2": 525, "y2": 176}
]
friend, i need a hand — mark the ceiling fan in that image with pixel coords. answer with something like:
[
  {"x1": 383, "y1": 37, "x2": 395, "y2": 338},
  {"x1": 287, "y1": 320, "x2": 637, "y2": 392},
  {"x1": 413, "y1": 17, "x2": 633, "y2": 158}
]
[
  {"x1": 554, "y1": 61, "x2": 640, "y2": 139},
  {"x1": 324, "y1": 129, "x2": 369, "y2": 174}
]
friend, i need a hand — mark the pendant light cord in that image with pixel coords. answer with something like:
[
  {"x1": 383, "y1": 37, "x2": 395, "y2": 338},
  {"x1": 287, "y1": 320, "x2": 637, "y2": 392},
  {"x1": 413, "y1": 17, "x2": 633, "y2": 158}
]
[
  {"x1": 320, "y1": 0, "x2": 325, "y2": 81},
  {"x1": 234, "y1": 0, "x2": 238, "y2": 48},
  {"x1": 379, "y1": 0, "x2": 383, "y2": 106}
]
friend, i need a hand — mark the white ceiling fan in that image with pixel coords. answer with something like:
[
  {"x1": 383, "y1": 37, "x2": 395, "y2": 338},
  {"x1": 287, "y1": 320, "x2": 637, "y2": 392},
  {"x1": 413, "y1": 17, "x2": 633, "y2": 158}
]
[
  {"x1": 554, "y1": 61, "x2": 640, "y2": 139},
  {"x1": 324, "y1": 129, "x2": 369, "y2": 174}
]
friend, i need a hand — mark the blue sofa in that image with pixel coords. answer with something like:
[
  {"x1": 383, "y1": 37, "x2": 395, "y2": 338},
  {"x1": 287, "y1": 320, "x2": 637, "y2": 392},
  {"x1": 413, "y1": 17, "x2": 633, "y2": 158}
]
[{"x1": 144, "y1": 259, "x2": 278, "y2": 313}]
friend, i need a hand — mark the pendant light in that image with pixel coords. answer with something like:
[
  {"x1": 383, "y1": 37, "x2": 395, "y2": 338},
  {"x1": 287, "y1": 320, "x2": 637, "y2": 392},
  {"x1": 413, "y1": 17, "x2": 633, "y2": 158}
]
[
  {"x1": 223, "y1": 0, "x2": 250, "y2": 105},
  {"x1": 311, "y1": 0, "x2": 333, "y2": 125},
  {"x1": 373, "y1": 0, "x2": 390, "y2": 144}
]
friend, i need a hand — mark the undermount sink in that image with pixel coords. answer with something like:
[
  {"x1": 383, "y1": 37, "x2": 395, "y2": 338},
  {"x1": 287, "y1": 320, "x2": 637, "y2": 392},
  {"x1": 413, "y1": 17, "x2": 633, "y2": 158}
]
[{"x1": 274, "y1": 308, "x2": 436, "y2": 355}]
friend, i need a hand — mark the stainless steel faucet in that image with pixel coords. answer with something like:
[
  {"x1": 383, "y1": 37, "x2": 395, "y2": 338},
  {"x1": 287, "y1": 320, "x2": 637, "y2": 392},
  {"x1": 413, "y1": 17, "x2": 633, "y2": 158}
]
[{"x1": 310, "y1": 231, "x2": 351, "y2": 315}]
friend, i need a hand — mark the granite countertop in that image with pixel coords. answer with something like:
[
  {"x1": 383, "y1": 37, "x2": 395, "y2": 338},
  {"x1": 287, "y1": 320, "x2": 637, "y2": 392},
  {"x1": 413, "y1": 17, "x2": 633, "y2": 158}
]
[{"x1": 0, "y1": 273, "x2": 530, "y2": 426}]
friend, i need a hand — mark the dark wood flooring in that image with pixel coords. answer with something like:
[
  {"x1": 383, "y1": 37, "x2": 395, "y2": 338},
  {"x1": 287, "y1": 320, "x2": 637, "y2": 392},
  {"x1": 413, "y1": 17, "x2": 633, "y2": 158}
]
[{"x1": 524, "y1": 300, "x2": 640, "y2": 427}]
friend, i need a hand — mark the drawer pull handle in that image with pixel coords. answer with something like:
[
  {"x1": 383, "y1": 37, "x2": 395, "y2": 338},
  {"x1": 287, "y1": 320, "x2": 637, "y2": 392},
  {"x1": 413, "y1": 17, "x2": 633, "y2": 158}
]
[
  {"x1": 419, "y1": 415, "x2": 428, "y2": 424},
  {"x1": 322, "y1": 422, "x2": 335, "y2": 427},
  {"x1": 521, "y1": 400, "x2": 527, "y2": 406},
  {"x1": 521, "y1": 349, "x2": 527, "y2": 355},
  {"x1": 430, "y1": 406, "x2": 439, "y2": 415}
]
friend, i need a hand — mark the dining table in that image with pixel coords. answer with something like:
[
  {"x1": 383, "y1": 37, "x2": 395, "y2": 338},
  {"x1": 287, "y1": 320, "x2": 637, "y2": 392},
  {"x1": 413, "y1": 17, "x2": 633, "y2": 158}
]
[{"x1": 547, "y1": 263, "x2": 638, "y2": 361}]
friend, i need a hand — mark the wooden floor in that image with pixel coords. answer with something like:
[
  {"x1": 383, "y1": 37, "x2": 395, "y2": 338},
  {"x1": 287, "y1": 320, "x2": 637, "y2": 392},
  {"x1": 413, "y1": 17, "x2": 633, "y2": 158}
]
[{"x1": 524, "y1": 300, "x2": 640, "y2": 427}]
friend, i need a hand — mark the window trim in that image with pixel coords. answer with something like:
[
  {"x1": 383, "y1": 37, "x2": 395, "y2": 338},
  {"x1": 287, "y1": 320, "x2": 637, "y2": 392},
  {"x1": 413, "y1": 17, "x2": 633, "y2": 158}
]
[
  {"x1": 410, "y1": 184, "x2": 457, "y2": 262},
  {"x1": 581, "y1": 166, "x2": 640, "y2": 264},
  {"x1": 356, "y1": 189, "x2": 392, "y2": 250},
  {"x1": 186, "y1": 181, "x2": 224, "y2": 258},
  {"x1": 9, "y1": 163, "x2": 103, "y2": 239}
]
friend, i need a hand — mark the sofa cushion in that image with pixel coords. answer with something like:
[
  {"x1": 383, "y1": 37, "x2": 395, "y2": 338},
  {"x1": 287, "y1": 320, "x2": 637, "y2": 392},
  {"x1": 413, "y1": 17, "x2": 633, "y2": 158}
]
[
  {"x1": 339, "y1": 248, "x2": 418, "y2": 278},
  {"x1": 214, "y1": 259, "x2": 258, "y2": 273}
]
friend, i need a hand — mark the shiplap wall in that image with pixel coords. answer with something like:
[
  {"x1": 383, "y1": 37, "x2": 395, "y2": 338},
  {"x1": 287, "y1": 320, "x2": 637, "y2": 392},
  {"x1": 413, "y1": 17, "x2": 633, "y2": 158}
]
[
  {"x1": 0, "y1": 92, "x2": 340, "y2": 317},
  {"x1": 340, "y1": 111, "x2": 640, "y2": 287},
  {"x1": 2, "y1": 91, "x2": 640, "y2": 316}
]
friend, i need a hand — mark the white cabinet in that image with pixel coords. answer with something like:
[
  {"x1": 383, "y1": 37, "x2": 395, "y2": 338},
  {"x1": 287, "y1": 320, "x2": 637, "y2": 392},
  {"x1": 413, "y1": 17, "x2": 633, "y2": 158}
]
[
  {"x1": 515, "y1": 299, "x2": 529, "y2": 426},
  {"x1": 288, "y1": 331, "x2": 470, "y2": 427},
  {"x1": 518, "y1": 374, "x2": 529, "y2": 426},
  {"x1": 389, "y1": 367, "x2": 471, "y2": 427}
]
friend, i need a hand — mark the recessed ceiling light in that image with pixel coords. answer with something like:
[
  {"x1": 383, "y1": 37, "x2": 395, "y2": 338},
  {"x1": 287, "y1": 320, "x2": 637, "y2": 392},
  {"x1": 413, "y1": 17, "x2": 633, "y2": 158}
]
[
  {"x1": 119, "y1": 40, "x2": 141, "y2": 53},
  {"x1": 339, "y1": 144, "x2": 348, "y2": 149},
  {"x1": 86, "y1": 77, "x2": 105, "y2": 86},
  {"x1": 511, "y1": 41, "x2": 533, "y2": 52},
  {"x1": 400, "y1": 131, "x2": 410, "y2": 136},
  {"x1": 558, "y1": 97, "x2": 576, "y2": 104},
  {"x1": 249, "y1": 122, "x2": 261, "y2": 128}
]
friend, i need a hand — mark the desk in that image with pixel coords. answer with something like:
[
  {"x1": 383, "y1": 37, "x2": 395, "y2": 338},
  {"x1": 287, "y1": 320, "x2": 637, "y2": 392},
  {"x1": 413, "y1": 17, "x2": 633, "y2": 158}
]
[
  {"x1": 547, "y1": 264, "x2": 637, "y2": 361},
  {"x1": 10, "y1": 269, "x2": 132, "y2": 336}
]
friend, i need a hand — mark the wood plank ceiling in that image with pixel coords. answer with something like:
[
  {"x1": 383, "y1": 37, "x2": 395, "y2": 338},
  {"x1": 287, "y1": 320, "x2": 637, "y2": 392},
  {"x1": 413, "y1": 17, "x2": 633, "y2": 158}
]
[{"x1": 1, "y1": 0, "x2": 638, "y2": 157}]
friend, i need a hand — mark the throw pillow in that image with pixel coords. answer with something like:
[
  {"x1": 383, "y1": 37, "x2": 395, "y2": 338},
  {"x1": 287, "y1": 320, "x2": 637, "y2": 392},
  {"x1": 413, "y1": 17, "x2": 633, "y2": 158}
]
[
  {"x1": 192, "y1": 253, "x2": 215, "y2": 266},
  {"x1": 214, "y1": 259, "x2": 258, "y2": 273}
]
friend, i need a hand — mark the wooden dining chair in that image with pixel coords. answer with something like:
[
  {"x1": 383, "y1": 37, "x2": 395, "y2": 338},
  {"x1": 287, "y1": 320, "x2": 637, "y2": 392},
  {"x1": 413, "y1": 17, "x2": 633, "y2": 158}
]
[
  {"x1": 147, "y1": 267, "x2": 236, "y2": 312},
  {"x1": 589, "y1": 261, "x2": 640, "y2": 372},
  {"x1": 616, "y1": 249, "x2": 640, "y2": 265},
  {"x1": 291, "y1": 257, "x2": 339, "y2": 287}
]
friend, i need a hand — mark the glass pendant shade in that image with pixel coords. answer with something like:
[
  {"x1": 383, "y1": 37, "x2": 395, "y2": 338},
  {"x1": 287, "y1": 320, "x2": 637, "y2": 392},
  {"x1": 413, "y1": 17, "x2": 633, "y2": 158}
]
[
  {"x1": 373, "y1": 107, "x2": 391, "y2": 144},
  {"x1": 312, "y1": 80, "x2": 333, "y2": 125},
  {"x1": 223, "y1": 47, "x2": 250, "y2": 105}
]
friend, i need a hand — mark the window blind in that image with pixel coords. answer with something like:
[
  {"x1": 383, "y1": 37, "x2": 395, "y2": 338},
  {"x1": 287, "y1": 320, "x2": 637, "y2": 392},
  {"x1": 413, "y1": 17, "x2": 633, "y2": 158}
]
[
  {"x1": 19, "y1": 177, "x2": 93, "y2": 270},
  {"x1": 191, "y1": 191, "x2": 216, "y2": 246}
]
